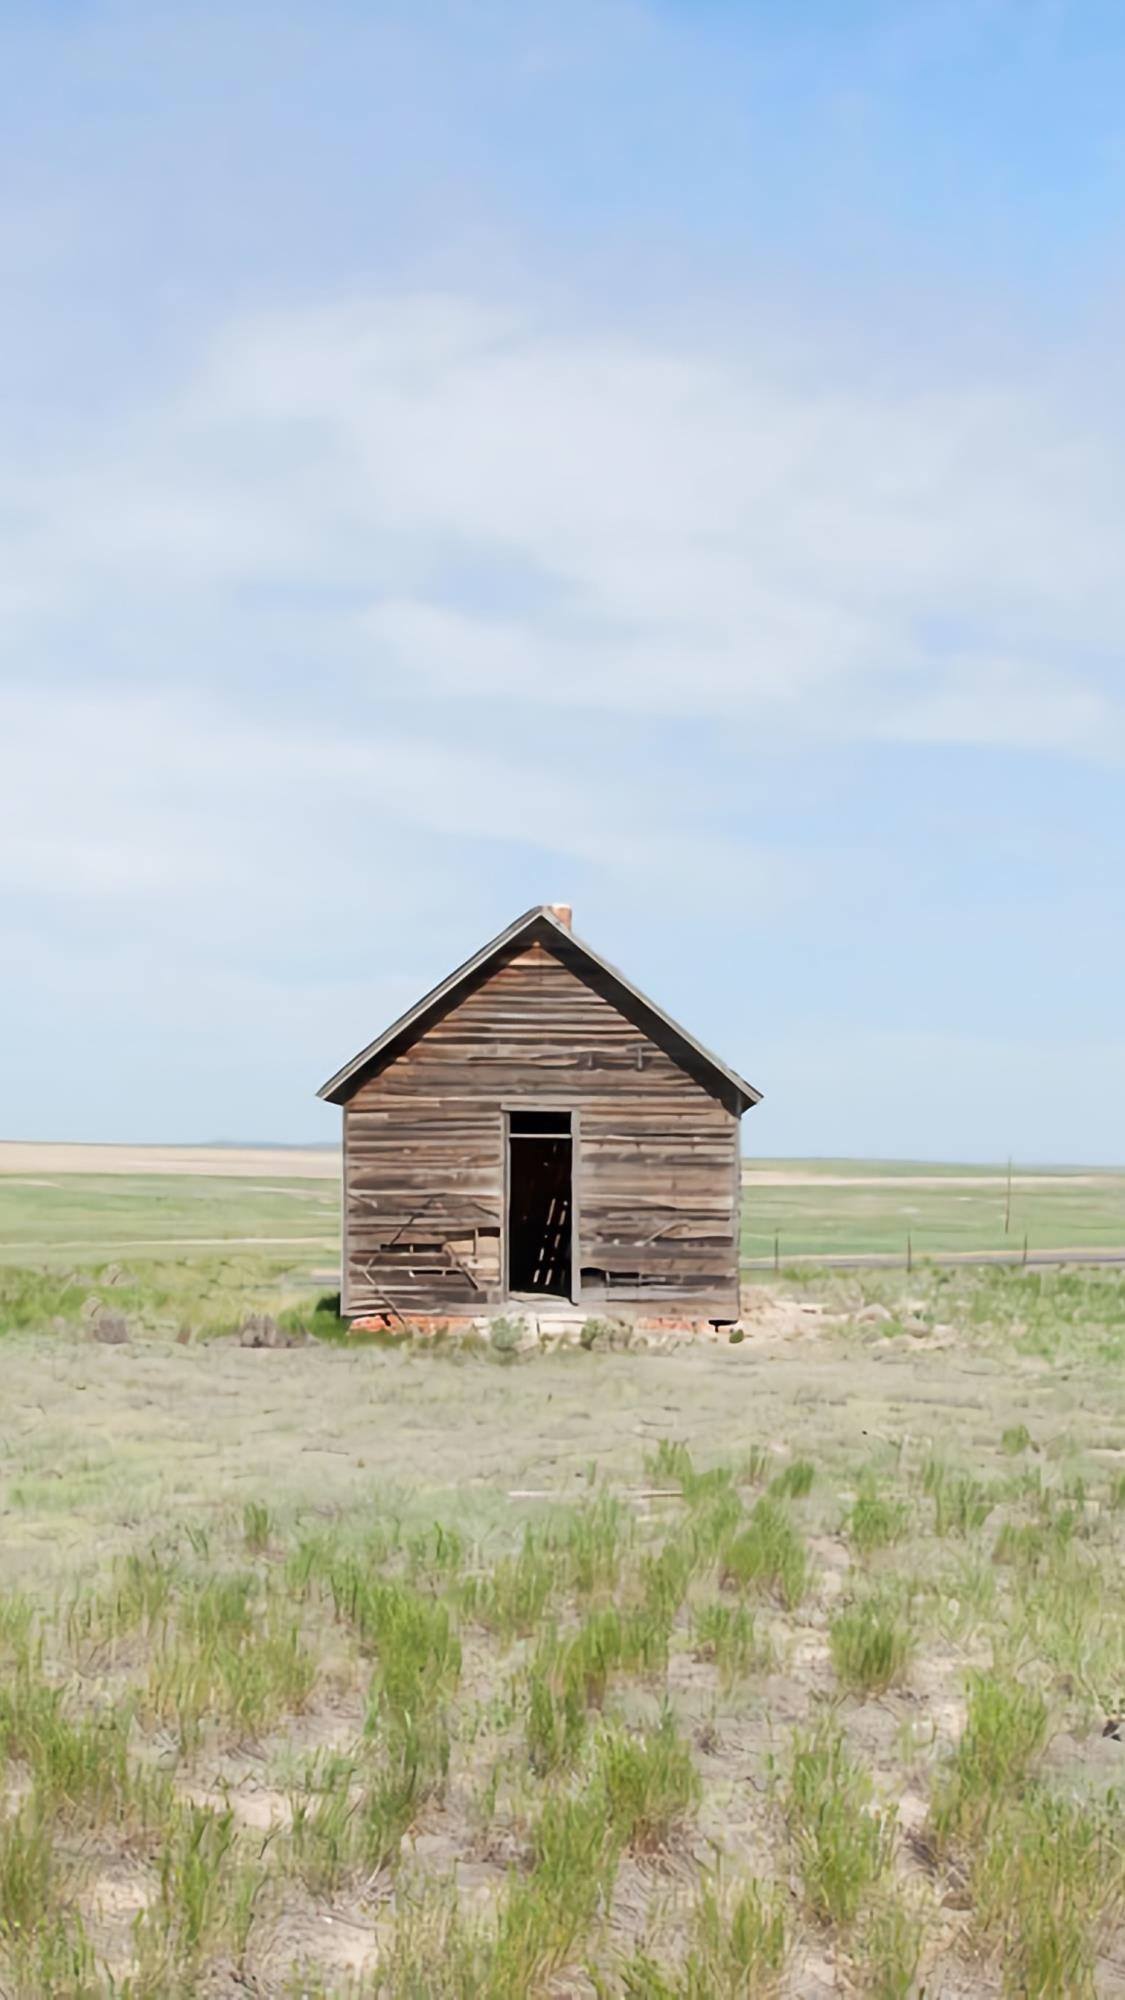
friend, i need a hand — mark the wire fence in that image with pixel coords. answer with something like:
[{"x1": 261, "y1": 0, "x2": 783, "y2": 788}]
[{"x1": 741, "y1": 1231, "x2": 1125, "y2": 1273}]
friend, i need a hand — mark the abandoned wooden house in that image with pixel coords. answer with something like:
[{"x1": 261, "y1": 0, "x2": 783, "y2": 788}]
[{"x1": 318, "y1": 905, "x2": 761, "y2": 1324}]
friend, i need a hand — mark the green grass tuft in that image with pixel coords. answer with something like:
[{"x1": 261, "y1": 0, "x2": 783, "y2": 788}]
[
  {"x1": 830, "y1": 1597, "x2": 914, "y2": 1697},
  {"x1": 722, "y1": 1498, "x2": 808, "y2": 1607}
]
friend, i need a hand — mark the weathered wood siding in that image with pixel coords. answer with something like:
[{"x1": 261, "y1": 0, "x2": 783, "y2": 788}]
[{"x1": 341, "y1": 937, "x2": 740, "y2": 1319}]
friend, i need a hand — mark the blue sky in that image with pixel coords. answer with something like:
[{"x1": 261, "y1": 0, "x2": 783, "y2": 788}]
[{"x1": 2, "y1": 0, "x2": 1124, "y2": 1159}]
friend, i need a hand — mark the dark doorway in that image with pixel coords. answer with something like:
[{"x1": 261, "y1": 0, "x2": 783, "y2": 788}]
[{"x1": 507, "y1": 1110, "x2": 573, "y2": 1297}]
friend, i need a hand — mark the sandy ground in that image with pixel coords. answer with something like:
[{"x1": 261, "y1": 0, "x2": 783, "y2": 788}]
[
  {"x1": 3, "y1": 1286, "x2": 1124, "y2": 1996},
  {"x1": 1, "y1": 1140, "x2": 1114, "y2": 1189},
  {"x1": 2, "y1": 1289, "x2": 1118, "y2": 1589}
]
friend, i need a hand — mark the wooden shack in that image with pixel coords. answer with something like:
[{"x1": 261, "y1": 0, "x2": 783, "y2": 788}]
[{"x1": 318, "y1": 905, "x2": 761, "y2": 1323}]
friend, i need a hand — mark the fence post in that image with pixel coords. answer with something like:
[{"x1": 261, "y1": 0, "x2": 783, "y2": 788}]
[
  {"x1": 773, "y1": 1231, "x2": 780, "y2": 1275},
  {"x1": 907, "y1": 1233, "x2": 913, "y2": 1275},
  {"x1": 1022, "y1": 1232, "x2": 1029, "y2": 1266}
]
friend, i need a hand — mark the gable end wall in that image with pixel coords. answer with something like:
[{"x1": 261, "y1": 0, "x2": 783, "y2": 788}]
[{"x1": 341, "y1": 941, "x2": 741, "y2": 1319}]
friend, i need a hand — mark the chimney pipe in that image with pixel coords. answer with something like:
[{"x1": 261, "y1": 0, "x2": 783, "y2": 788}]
[{"x1": 547, "y1": 903, "x2": 572, "y2": 929}]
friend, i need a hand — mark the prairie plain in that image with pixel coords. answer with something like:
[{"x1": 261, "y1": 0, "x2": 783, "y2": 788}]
[
  {"x1": 2, "y1": 1143, "x2": 1124, "y2": 1270},
  {"x1": 1, "y1": 1157, "x2": 1125, "y2": 1995}
]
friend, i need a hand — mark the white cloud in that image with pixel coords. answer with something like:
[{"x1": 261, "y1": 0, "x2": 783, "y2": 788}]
[
  {"x1": 3, "y1": 292, "x2": 1123, "y2": 759},
  {"x1": 0, "y1": 684, "x2": 796, "y2": 932}
]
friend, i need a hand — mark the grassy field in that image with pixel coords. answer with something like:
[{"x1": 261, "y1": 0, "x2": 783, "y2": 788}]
[
  {"x1": 741, "y1": 1175, "x2": 1125, "y2": 1263},
  {"x1": 1, "y1": 1240, "x2": 1125, "y2": 1993},
  {"x1": 2, "y1": 1154, "x2": 1123, "y2": 1271}
]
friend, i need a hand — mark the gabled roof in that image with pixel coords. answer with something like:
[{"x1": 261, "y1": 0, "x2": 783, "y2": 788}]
[{"x1": 317, "y1": 905, "x2": 762, "y2": 1115}]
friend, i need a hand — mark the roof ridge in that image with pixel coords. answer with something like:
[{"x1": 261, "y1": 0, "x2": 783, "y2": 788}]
[{"x1": 317, "y1": 907, "x2": 761, "y2": 1113}]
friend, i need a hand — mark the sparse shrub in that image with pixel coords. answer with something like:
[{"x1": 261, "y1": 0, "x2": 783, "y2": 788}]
[
  {"x1": 242, "y1": 1500, "x2": 273, "y2": 1553},
  {"x1": 561, "y1": 1493, "x2": 630, "y2": 1595},
  {"x1": 460, "y1": 1533, "x2": 555, "y2": 1639},
  {"x1": 644, "y1": 1442, "x2": 736, "y2": 1507},
  {"x1": 286, "y1": 1752, "x2": 363, "y2": 1896},
  {"x1": 580, "y1": 1317, "x2": 617, "y2": 1350},
  {"x1": 850, "y1": 1891, "x2": 926, "y2": 1999},
  {"x1": 0, "y1": 1666, "x2": 168, "y2": 1832},
  {"x1": 491, "y1": 1789, "x2": 619, "y2": 1992},
  {"x1": 613, "y1": 1875, "x2": 789, "y2": 1997},
  {"x1": 970, "y1": 1789, "x2": 1125, "y2": 1998},
  {"x1": 693, "y1": 1601, "x2": 768, "y2": 1686},
  {"x1": 1, "y1": 1911, "x2": 99, "y2": 2000},
  {"x1": 525, "y1": 1656, "x2": 586, "y2": 1775},
  {"x1": 646, "y1": 1439, "x2": 693, "y2": 1485},
  {"x1": 288, "y1": 1739, "x2": 441, "y2": 1890},
  {"x1": 722, "y1": 1498, "x2": 808, "y2": 1607},
  {"x1": 847, "y1": 1491, "x2": 910, "y2": 1556},
  {"x1": 685, "y1": 1488, "x2": 744, "y2": 1567},
  {"x1": 0, "y1": 1595, "x2": 35, "y2": 1666},
  {"x1": 640, "y1": 1535, "x2": 695, "y2": 1626},
  {"x1": 362, "y1": 1585, "x2": 461, "y2": 1733},
  {"x1": 1002, "y1": 1424, "x2": 1034, "y2": 1456},
  {"x1": 931, "y1": 1669, "x2": 1049, "y2": 1850},
  {"x1": 147, "y1": 1574, "x2": 316, "y2": 1747},
  {"x1": 66, "y1": 1546, "x2": 178, "y2": 1659},
  {"x1": 488, "y1": 1315, "x2": 526, "y2": 1357},
  {"x1": 769, "y1": 1458, "x2": 815, "y2": 1500},
  {"x1": 406, "y1": 1521, "x2": 466, "y2": 1582},
  {"x1": 134, "y1": 1802, "x2": 265, "y2": 1980},
  {"x1": 933, "y1": 1553, "x2": 998, "y2": 1640},
  {"x1": 783, "y1": 1718, "x2": 894, "y2": 1927},
  {"x1": 923, "y1": 1459, "x2": 996, "y2": 1536},
  {"x1": 993, "y1": 1521, "x2": 1051, "y2": 1571},
  {"x1": 0, "y1": 1801, "x2": 56, "y2": 1948},
  {"x1": 596, "y1": 1709, "x2": 702, "y2": 1852},
  {"x1": 830, "y1": 1597, "x2": 914, "y2": 1697},
  {"x1": 682, "y1": 1877, "x2": 788, "y2": 1996},
  {"x1": 552, "y1": 1602, "x2": 672, "y2": 1711}
]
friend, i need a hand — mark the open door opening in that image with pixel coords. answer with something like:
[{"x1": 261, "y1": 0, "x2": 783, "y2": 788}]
[{"x1": 507, "y1": 1110, "x2": 573, "y2": 1298}]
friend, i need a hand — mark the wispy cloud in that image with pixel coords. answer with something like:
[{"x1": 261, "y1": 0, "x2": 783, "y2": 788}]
[
  {"x1": 3, "y1": 1, "x2": 1124, "y2": 1149},
  {"x1": 6, "y1": 295, "x2": 1123, "y2": 761}
]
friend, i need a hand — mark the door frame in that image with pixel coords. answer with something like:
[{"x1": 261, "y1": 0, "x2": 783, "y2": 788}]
[{"x1": 501, "y1": 1102, "x2": 580, "y2": 1305}]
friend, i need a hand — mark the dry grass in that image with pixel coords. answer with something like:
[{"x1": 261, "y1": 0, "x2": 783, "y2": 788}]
[{"x1": 0, "y1": 1260, "x2": 1124, "y2": 1992}]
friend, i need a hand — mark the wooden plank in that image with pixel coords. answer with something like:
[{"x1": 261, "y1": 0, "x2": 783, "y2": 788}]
[{"x1": 342, "y1": 944, "x2": 740, "y2": 1316}]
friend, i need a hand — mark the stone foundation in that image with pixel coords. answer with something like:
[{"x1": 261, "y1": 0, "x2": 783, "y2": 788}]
[{"x1": 347, "y1": 1307, "x2": 739, "y2": 1351}]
